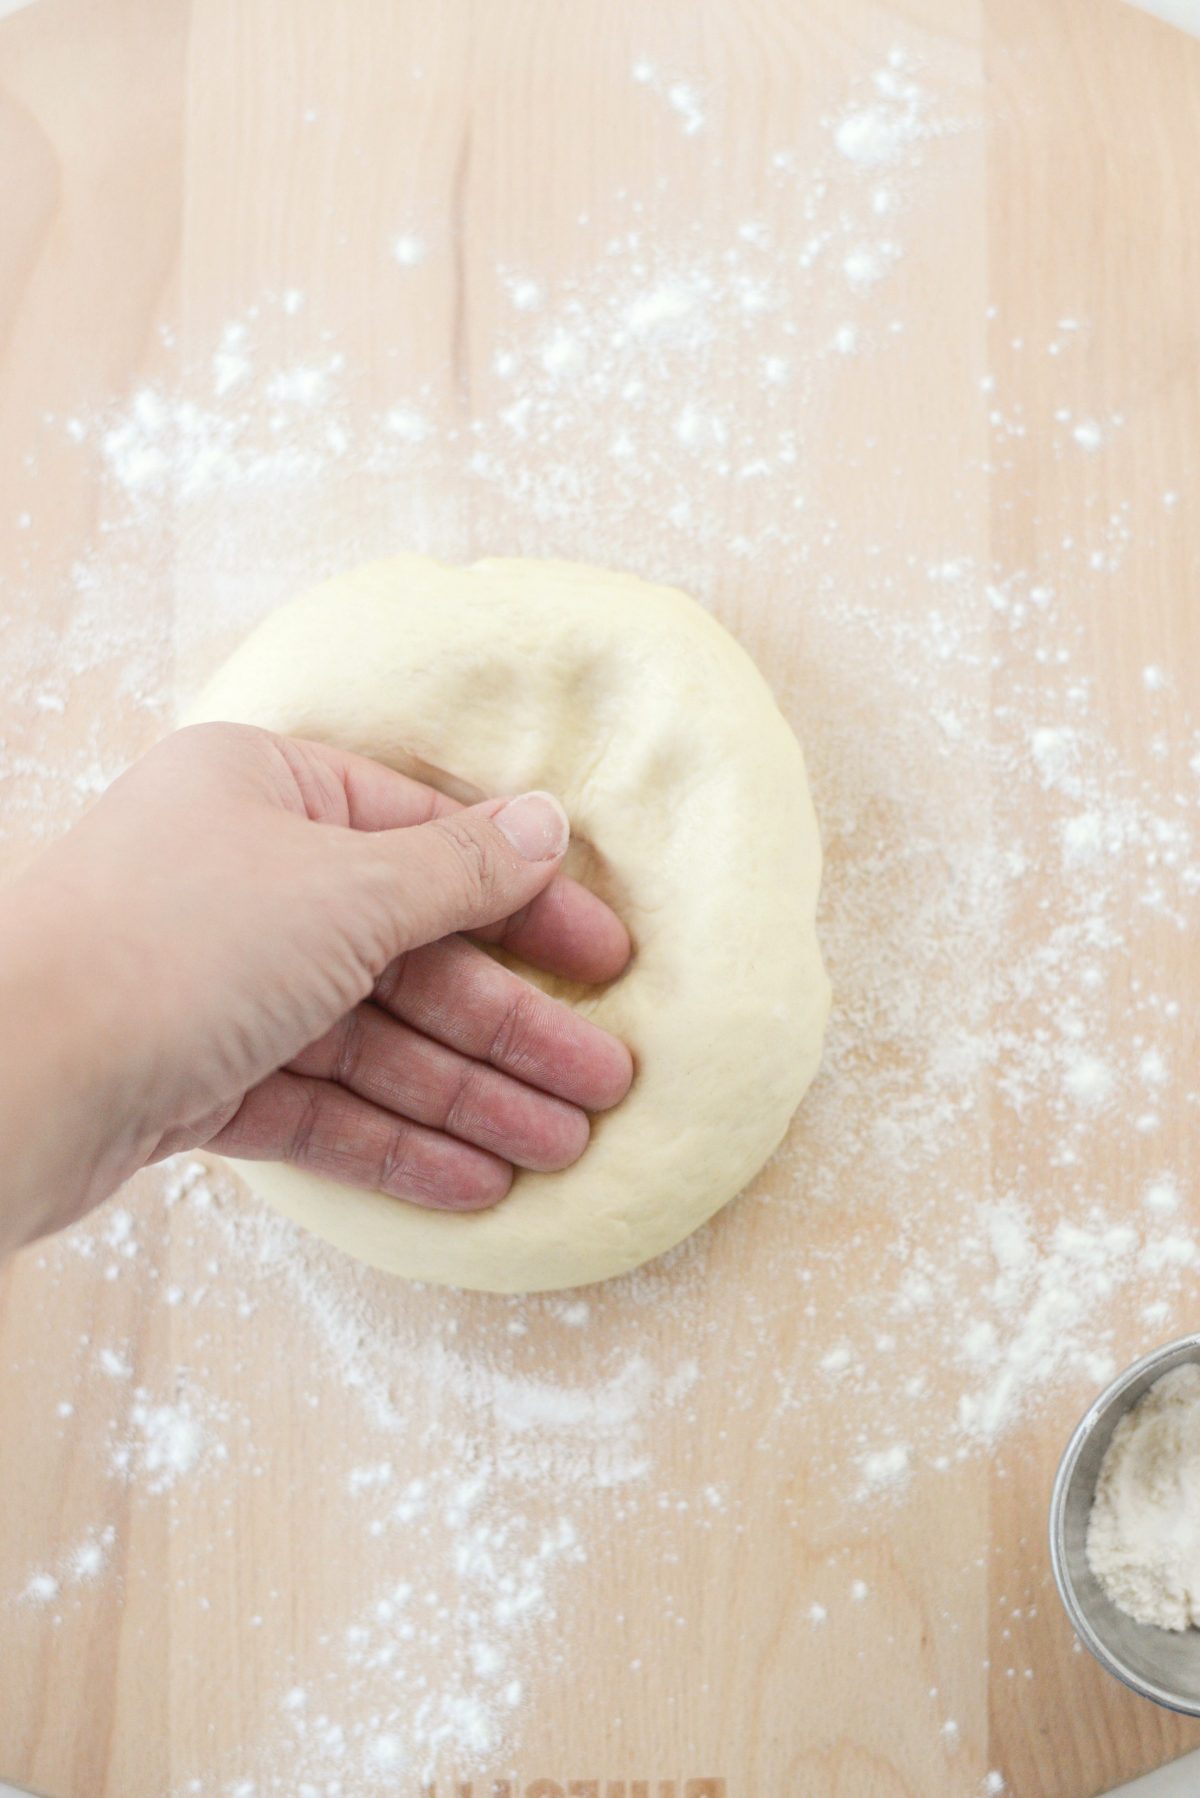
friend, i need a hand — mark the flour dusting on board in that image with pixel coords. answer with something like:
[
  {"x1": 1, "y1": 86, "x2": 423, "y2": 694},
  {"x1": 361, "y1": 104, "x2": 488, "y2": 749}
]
[{"x1": 1, "y1": 38, "x2": 1196, "y2": 1793}]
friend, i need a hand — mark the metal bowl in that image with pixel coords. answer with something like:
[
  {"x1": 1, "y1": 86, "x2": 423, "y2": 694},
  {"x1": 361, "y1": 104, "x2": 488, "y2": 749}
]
[{"x1": 1050, "y1": 1331, "x2": 1200, "y2": 1714}]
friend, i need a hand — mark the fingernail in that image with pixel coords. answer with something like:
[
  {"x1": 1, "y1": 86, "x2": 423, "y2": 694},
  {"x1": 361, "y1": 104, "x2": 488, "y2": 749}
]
[{"x1": 494, "y1": 790, "x2": 569, "y2": 861}]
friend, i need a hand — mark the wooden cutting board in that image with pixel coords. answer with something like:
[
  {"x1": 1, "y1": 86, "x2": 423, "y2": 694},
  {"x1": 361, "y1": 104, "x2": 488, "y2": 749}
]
[{"x1": 3, "y1": 1, "x2": 1200, "y2": 1793}]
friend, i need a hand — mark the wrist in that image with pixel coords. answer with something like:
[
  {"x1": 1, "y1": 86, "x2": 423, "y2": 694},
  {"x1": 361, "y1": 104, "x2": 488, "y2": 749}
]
[{"x1": 0, "y1": 878, "x2": 158, "y2": 1254}]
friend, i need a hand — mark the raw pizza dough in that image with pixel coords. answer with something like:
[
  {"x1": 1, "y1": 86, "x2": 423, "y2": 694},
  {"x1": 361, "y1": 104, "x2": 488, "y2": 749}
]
[{"x1": 188, "y1": 556, "x2": 829, "y2": 1292}]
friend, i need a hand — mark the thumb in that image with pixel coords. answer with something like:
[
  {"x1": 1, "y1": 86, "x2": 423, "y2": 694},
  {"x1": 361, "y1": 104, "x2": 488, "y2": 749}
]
[{"x1": 362, "y1": 790, "x2": 571, "y2": 955}]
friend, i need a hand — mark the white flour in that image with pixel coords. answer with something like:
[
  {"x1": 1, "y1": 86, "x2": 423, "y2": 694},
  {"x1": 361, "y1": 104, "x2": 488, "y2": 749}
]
[
  {"x1": 0, "y1": 36, "x2": 1196, "y2": 1793},
  {"x1": 113, "y1": 1395, "x2": 220, "y2": 1496},
  {"x1": 1088, "y1": 1364, "x2": 1200, "y2": 1630}
]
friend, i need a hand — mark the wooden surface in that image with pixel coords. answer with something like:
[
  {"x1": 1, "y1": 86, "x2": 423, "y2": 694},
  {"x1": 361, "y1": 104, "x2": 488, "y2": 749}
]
[{"x1": 2, "y1": 1, "x2": 1200, "y2": 1794}]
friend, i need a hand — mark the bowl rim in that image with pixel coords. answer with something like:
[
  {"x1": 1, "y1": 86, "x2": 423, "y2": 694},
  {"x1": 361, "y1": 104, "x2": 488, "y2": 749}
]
[{"x1": 1049, "y1": 1331, "x2": 1200, "y2": 1717}]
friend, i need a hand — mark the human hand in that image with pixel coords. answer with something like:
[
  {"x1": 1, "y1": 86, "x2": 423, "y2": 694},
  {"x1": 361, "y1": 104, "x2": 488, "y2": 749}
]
[{"x1": 0, "y1": 723, "x2": 633, "y2": 1254}]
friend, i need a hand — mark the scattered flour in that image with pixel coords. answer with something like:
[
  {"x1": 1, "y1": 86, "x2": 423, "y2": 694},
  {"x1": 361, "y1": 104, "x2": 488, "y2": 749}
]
[
  {"x1": 110, "y1": 1390, "x2": 229, "y2": 1496},
  {"x1": 18, "y1": 1529, "x2": 117, "y2": 1606},
  {"x1": 391, "y1": 233, "x2": 426, "y2": 268},
  {"x1": 859, "y1": 1443, "x2": 911, "y2": 1494},
  {"x1": 22, "y1": 1572, "x2": 59, "y2": 1605},
  {"x1": 67, "y1": 1530, "x2": 114, "y2": 1582},
  {"x1": 832, "y1": 51, "x2": 935, "y2": 168},
  {"x1": 632, "y1": 61, "x2": 706, "y2": 136}
]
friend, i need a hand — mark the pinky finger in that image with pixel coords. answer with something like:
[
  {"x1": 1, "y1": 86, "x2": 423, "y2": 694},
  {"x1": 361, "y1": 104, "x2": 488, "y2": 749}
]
[{"x1": 208, "y1": 1070, "x2": 513, "y2": 1213}]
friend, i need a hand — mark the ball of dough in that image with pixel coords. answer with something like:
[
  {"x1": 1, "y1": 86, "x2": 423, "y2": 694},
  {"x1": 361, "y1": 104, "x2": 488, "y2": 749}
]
[{"x1": 188, "y1": 556, "x2": 829, "y2": 1291}]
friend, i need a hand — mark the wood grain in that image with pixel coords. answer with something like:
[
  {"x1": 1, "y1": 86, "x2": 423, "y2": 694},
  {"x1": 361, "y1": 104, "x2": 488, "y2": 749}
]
[{"x1": 1, "y1": 1, "x2": 1199, "y2": 1794}]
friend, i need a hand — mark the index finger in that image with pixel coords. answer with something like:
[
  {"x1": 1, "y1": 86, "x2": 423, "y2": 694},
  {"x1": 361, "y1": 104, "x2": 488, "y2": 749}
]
[{"x1": 470, "y1": 876, "x2": 632, "y2": 983}]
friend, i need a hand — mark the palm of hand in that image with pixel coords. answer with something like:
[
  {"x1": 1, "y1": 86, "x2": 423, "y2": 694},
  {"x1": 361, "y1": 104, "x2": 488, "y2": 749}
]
[{"x1": 53, "y1": 724, "x2": 633, "y2": 1214}]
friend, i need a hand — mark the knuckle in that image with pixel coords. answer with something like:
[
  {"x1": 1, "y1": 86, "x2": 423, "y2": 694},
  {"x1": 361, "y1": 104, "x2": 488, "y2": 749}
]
[
  {"x1": 488, "y1": 985, "x2": 541, "y2": 1075},
  {"x1": 287, "y1": 1085, "x2": 325, "y2": 1166},
  {"x1": 333, "y1": 1008, "x2": 367, "y2": 1089},
  {"x1": 373, "y1": 954, "x2": 407, "y2": 1010},
  {"x1": 437, "y1": 816, "x2": 499, "y2": 902},
  {"x1": 377, "y1": 1128, "x2": 416, "y2": 1197},
  {"x1": 443, "y1": 1062, "x2": 490, "y2": 1138}
]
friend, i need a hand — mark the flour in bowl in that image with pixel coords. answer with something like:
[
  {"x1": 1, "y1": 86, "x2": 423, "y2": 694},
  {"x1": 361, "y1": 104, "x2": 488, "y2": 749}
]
[{"x1": 1087, "y1": 1364, "x2": 1200, "y2": 1630}]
